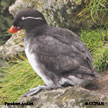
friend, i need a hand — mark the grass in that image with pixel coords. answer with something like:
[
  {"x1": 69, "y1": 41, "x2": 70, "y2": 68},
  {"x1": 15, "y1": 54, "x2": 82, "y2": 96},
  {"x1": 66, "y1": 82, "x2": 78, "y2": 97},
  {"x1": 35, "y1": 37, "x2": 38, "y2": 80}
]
[
  {"x1": 78, "y1": 0, "x2": 108, "y2": 26},
  {"x1": 0, "y1": 60, "x2": 43, "y2": 105},
  {"x1": 80, "y1": 28, "x2": 108, "y2": 71},
  {"x1": 0, "y1": 28, "x2": 108, "y2": 105}
]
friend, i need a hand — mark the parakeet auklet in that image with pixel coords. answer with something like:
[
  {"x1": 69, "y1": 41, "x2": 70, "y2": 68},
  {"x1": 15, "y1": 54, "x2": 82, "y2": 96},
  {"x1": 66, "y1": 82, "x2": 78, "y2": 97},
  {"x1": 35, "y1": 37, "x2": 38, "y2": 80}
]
[{"x1": 9, "y1": 9, "x2": 96, "y2": 96}]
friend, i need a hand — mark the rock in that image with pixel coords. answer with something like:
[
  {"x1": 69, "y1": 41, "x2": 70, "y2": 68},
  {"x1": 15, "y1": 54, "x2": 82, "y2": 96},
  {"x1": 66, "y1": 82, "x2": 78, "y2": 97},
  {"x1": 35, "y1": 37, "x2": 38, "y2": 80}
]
[
  {"x1": 37, "y1": 0, "x2": 84, "y2": 32},
  {"x1": 9, "y1": 0, "x2": 37, "y2": 16},
  {"x1": 1, "y1": 86, "x2": 108, "y2": 108},
  {"x1": 0, "y1": 30, "x2": 25, "y2": 60},
  {"x1": 9, "y1": 0, "x2": 84, "y2": 32}
]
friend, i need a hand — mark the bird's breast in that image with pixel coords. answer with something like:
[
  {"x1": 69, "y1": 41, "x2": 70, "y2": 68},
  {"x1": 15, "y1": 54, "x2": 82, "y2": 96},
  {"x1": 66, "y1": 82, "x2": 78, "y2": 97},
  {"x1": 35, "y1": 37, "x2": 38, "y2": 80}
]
[
  {"x1": 25, "y1": 44, "x2": 54, "y2": 86},
  {"x1": 25, "y1": 44, "x2": 42, "y2": 76}
]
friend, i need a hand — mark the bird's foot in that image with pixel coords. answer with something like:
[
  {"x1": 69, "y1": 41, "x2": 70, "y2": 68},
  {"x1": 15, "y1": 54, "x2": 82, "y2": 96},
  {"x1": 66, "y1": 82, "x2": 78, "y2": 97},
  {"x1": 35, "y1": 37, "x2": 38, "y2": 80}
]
[
  {"x1": 99, "y1": 77, "x2": 108, "y2": 83},
  {"x1": 23, "y1": 85, "x2": 51, "y2": 97}
]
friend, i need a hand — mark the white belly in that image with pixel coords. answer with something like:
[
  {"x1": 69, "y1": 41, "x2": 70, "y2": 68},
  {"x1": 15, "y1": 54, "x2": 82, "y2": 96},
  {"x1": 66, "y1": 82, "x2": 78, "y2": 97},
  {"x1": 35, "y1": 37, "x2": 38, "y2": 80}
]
[{"x1": 25, "y1": 45, "x2": 53, "y2": 86}]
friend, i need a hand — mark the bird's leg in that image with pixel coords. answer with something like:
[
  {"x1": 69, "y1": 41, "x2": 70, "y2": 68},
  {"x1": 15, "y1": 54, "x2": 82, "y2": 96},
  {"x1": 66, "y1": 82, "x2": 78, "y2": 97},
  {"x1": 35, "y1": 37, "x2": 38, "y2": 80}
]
[{"x1": 23, "y1": 85, "x2": 52, "y2": 97}]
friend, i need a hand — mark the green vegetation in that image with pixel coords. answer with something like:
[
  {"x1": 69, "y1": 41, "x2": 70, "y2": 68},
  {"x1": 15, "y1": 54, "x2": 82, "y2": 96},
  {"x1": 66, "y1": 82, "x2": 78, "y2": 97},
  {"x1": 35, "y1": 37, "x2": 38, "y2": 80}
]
[
  {"x1": 0, "y1": 0, "x2": 15, "y2": 45},
  {"x1": 78, "y1": 0, "x2": 108, "y2": 27},
  {"x1": 0, "y1": 60, "x2": 43, "y2": 104},
  {"x1": 80, "y1": 28, "x2": 108, "y2": 71},
  {"x1": 0, "y1": 29, "x2": 108, "y2": 104}
]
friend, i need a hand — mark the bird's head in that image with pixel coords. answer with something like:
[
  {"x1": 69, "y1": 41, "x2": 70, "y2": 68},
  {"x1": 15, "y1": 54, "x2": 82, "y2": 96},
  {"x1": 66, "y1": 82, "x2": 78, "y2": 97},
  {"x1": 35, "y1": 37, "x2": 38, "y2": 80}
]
[{"x1": 9, "y1": 9, "x2": 47, "y2": 33}]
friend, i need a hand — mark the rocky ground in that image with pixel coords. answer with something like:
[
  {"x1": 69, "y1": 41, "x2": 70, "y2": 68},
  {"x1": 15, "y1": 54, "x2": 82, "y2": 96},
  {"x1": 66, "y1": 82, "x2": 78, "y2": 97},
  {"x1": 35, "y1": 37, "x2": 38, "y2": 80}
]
[{"x1": 85, "y1": 69, "x2": 108, "y2": 96}]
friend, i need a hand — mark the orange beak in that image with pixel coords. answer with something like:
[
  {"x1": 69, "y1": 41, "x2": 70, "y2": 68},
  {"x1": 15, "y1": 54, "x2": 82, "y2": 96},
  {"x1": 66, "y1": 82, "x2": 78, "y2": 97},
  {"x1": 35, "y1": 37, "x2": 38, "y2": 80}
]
[{"x1": 9, "y1": 25, "x2": 19, "y2": 33}]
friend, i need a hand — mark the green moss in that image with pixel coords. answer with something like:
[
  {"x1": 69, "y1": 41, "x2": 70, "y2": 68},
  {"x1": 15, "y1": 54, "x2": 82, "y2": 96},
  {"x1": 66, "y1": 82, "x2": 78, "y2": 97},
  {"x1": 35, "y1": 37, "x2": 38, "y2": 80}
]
[{"x1": 0, "y1": 60, "x2": 43, "y2": 104}]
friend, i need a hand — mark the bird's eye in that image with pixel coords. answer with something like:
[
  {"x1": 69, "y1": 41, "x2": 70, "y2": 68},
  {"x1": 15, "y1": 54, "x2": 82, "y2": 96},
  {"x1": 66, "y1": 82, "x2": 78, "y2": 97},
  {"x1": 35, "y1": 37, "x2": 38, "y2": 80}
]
[{"x1": 22, "y1": 17, "x2": 25, "y2": 20}]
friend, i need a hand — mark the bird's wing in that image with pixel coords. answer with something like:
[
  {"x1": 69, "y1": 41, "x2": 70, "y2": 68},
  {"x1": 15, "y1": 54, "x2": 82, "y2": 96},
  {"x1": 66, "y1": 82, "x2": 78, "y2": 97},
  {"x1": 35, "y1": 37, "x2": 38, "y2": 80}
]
[{"x1": 32, "y1": 28, "x2": 93, "y2": 77}]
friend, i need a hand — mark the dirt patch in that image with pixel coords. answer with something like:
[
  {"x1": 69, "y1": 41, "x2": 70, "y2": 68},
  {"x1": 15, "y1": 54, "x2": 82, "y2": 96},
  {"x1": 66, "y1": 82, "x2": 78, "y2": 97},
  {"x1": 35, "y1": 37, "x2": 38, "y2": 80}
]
[{"x1": 85, "y1": 70, "x2": 108, "y2": 95}]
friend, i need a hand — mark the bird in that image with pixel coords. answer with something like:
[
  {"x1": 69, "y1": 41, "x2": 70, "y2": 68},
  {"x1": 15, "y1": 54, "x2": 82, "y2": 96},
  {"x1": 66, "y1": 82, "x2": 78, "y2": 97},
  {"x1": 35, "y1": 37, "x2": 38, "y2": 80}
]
[{"x1": 9, "y1": 8, "x2": 96, "y2": 97}]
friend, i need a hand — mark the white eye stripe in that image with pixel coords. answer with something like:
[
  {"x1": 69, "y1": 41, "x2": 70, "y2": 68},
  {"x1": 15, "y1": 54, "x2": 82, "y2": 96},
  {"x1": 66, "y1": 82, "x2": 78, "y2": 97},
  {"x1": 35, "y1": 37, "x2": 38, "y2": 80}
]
[{"x1": 21, "y1": 16, "x2": 43, "y2": 20}]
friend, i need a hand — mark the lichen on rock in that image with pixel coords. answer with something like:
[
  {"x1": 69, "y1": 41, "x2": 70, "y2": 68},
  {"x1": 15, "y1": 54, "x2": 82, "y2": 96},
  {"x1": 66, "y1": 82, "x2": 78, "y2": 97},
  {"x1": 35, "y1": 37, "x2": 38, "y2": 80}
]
[
  {"x1": 0, "y1": 30, "x2": 25, "y2": 60},
  {"x1": 9, "y1": 0, "x2": 82, "y2": 31},
  {"x1": 9, "y1": 0, "x2": 37, "y2": 16},
  {"x1": 37, "y1": 0, "x2": 81, "y2": 31}
]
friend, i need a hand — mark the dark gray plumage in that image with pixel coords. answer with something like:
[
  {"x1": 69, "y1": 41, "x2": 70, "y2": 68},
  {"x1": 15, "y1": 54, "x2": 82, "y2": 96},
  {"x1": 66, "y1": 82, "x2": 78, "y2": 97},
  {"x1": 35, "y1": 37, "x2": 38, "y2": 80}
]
[{"x1": 10, "y1": 9, "x2": 96, "y2": 96}]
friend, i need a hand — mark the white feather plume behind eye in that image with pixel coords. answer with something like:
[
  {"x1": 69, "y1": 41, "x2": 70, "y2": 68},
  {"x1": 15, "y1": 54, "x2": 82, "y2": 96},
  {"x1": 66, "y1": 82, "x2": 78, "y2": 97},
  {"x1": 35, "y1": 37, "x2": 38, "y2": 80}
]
[{"x1": 22, "y1": 16, "x2": 43, "y2": 20}]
